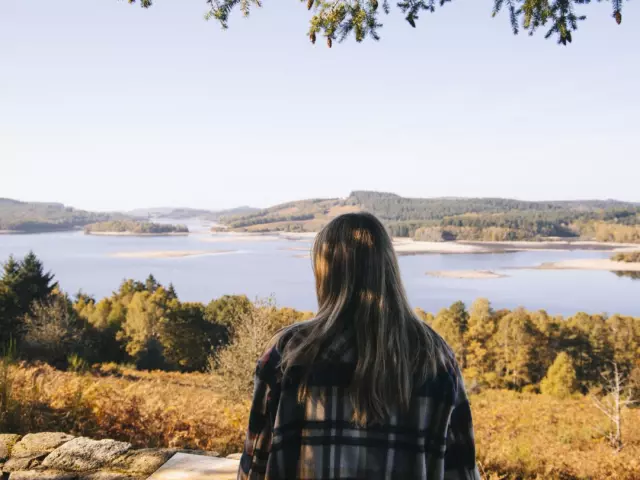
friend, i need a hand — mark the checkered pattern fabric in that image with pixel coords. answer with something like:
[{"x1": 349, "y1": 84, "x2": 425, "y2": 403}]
[{"x1": 238, "y1": 329, "x2": 480, "y2": 480}]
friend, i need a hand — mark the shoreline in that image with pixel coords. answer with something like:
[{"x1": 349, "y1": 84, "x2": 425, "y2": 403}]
[
  {"x1": 110, "y1": 250, "x2": 235, "y2": 259},
  {"x1": 527, "y1": 258, "x2": 640, "y2": 272},
  {"x1": 427, "y1": 270, "x2": 508, "y2": 279}
]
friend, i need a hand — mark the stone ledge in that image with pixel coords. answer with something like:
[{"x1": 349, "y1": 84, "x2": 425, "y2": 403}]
[{"x1": 1, "y1": 432, "x2": 237, "y2": 480}]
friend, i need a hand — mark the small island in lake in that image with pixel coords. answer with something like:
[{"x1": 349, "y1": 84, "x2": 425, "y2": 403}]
[{"x1": 84, "y1": 220, "x2": 189, "y2": 236}]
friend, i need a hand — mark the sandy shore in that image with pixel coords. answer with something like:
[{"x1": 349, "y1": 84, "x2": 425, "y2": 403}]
[
  {"x1": 427, "y1": 270, "x2": 508, "y2": 279},
  {"x1": 201, "y1": 234, "x2": 281, "y2": 243},
  {"x1": 87, "y1": 231, "x2": 189, "y2": 237},
  {"x1": 110, "y1": 250, "x2": 235, "y2": 259},
  {"x1": 393, "y1": 239, "x2": 491, "y2": 255},
  {"x1": 460, "y1": 240, "x2": 637, "y2": 252},
  {"x1": 531, "y1": 259, "x2": 640, "y2": 272}
]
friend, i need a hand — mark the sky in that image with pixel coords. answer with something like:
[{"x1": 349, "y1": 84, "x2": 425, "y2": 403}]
[{"x1": 1, "y1": 0, "x2": 639, "y2": 211}]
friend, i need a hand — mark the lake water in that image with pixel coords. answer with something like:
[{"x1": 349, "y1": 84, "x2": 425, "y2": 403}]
[{"x1": 1, "y1": 226, "x2": 638, "y2": 317}]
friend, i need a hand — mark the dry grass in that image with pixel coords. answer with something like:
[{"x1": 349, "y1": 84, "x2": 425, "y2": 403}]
[
  {"x1": 2, "y1": 364, "x2": 639, "y2": 479},
  {"x1": 473, "y1": 390, "x2": 640, "y2": 479},
  {"x1": 2, "y1": 363, "x2": 247, "y2": 455}
]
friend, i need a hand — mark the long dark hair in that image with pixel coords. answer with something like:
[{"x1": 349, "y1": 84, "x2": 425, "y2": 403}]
[{"x1": 279, "y1": 212, "x2": 452, "y2": 425}]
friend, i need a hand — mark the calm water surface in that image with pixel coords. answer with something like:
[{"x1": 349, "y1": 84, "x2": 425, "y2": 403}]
[{"x1": 0, "y1": 227, "x2": 638, "y2": 316}]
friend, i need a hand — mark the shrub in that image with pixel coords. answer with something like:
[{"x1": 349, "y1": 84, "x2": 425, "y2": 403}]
[{"x1": 214, "y1": 298, "x2": 312, "y2": 402}]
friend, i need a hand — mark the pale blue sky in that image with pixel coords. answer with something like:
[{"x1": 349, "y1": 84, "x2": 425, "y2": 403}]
[{"x1": 1, "y1": 0, "x2": 638, "y2": 211}]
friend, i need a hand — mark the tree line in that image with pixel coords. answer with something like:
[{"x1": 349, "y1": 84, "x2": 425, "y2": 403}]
[
  {"x1": 84, "y1": 221, "x2": 189, "y2": 234},
  {"x1": 1, "y1": 252, "x2": 638, "y2": 400},
  {"x1": 0, "y1": 253, "x2": 309, "y2": 372},
  {"x1": 416, "y1": 300, "x2": 639, "y2": 397}
]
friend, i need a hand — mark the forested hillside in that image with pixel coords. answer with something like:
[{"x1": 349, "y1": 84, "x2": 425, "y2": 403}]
[
  {"x1": 222, "y1": 191, "x2": 640, "y2": 241},
  {"x1": 0, "y1": 198, "x2": 126, "y2": 233}
]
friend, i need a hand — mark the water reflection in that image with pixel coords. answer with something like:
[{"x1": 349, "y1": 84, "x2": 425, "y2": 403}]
[{"x1": 614, "y1": 271, "x2": 640, "y2": 280}]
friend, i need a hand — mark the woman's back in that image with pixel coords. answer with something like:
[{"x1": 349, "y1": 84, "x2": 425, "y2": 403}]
[
  {"x1": 239, "y1": 327, "x2": 478, "y2": 479},
  {"x1": 238, "y1": 213, "x2": 479, "y2": 479}
]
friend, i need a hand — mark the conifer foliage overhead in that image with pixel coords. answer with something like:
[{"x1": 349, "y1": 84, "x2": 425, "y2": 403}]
[{"x1": 128, "y1": 0, "x2": 627, "y2": 46}]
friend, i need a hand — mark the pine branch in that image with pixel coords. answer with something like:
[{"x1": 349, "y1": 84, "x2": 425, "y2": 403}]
[{"x1": 127, "y1": 0, "x2": 630, "y2": 46}]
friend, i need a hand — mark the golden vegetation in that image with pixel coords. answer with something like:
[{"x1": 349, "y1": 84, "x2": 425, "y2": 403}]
[{"x1": 2, "y1": 362, "x2": 639, "y2": 479}]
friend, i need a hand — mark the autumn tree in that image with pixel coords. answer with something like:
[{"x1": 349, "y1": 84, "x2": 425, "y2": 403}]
[
  {"x1": 540, "y1": 352, "x2": 578, "y2": 399},
  {"x1": 432, "y1": 301, "x2": 468, "y2": 368},
  {"x1": 493, "y1": 308, "x2": 538, "y2": 388},
  {"x1": 128, "y1": 0, "x2": 629, "y2": 46},
  {"x1": 464, "y1": 298, "x2": 498, "y2": 387},
  {"x1": 161, "y1": 302, "x2": 211, "y2": 372},
  {"x1": 607, "y1": 314, "x2": 640, "y2": 376},
  {"x1": 118, "y1": 288, "x2": 175, "y2": 369},
  {"x1": 205, "y1": 294, "x2": 253, "y2": 347}
]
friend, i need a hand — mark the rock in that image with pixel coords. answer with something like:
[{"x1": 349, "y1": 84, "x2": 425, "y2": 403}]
[
  {"x1": 8, "y1": 471, "x2": 77, "y2": 480},
  {"x1": 226, "y1": 453, "x2": 243, "y2": 460},
  {"x1": 43, "y1": 438, "x2": 131, "y2": 472},
  {"x1": 11, "y1": 433, "x2": 74, "y2": 459},
  {"x1": 79, "y1": 473, "x2": 144, "y2": 480},
  {"x1": 110, "y1": 449, "x2": 175, "y2": 475},
  {"x1": 3, "y1": 455, "x2": 45, "y2": 472},
  {"x1": 0, "y1": 434, "x2": 21, "y2": 462}
]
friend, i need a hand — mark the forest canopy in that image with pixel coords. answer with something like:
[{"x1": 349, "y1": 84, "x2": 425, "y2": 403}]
[{"x1": 128, "y1": 0, "x2": 629, "y2": 46}]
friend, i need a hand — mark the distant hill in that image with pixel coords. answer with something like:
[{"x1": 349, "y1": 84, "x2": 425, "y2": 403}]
[
  {"x1": 220, "y1": 191, "x2": 640, "y2": 242},
  {"x1": 128, "y1": 206, "x2": 259, "y2": 221},
  {"x1": 0, "y1": 198, "x2": 128, "y2": 234}
]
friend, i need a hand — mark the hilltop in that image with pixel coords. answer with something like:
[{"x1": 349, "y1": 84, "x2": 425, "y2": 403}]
[
  {"x1": 0, "y1": 198, "x2": 127, "y2": 234},
  {"x1": 0, "y1": 198, "x2": 256, "y2": 234},
  {"x1": 220, "y1": 191, "x2": 640, "y2": 242}
]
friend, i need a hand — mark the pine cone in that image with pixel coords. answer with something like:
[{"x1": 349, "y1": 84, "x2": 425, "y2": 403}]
[
  {"x1": 327, "y1": 37, "x2": 333, "y2": 48},
  {"x1": 615, "y1": 11, "x2": 622, "y2": 25},
  {"x1": 310, "y1": 31, "x2": 317, "y2": 44},
  {"x1": 307, "y1": 0, "x2": 314, "y2": 10},
  {"x1": 371, "y1": 0, "x2": 378, "y2": 11}
]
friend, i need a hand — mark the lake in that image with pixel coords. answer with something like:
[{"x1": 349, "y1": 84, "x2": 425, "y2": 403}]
[{"x1": 1, "y1": 226, "x2": 638, "y2": 317}]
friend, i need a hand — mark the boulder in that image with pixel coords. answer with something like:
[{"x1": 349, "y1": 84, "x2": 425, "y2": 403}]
[
  {"x1": 8, "y1": 471, "x2": 77, "y2": 480},
  {"x1": 11, "y1": 433, "x2": 74, "y2": 459},
  {"x1": 0, "y1": 434, "x2": 21, "y2": 462},
  {"x1": 110, "y1": 449, "x2": 175, "y2": 475},
  {"x1": 43, "y1": 438, "x2": 131, "y2": 472}
]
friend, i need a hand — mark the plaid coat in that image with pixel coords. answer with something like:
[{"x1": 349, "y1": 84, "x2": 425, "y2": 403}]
[{"x1": 238, "y1": 329, "x2": 480, "y2": 480}]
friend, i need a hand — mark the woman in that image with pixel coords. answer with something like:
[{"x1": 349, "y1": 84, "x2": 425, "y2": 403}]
[{"x1": 238, "y1": 213, "x2": 479, "y2": 479}]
